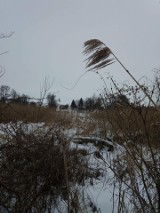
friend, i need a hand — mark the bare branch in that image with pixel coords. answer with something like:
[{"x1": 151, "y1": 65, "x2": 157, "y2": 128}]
[
  {"x1": 0, "y1": 66, "x2": 5, "y2": 78},
  {"x1": 0, "y1": 32, "x2": 14, "y2": 39}
]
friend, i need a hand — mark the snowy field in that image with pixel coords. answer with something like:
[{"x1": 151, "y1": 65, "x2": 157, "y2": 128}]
[{"x1": 0, "y1": 120, "x2": 159, "y2": 212}]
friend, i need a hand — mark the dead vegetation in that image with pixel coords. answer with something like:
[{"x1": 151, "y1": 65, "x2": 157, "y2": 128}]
[
  {"x1": 0, "y1": 37, "x2": 160, "y2": 212},
  {"x1": 82, "y1": 38, "x2": 160, "y2": 212},
  {"x1": 0, "y1": 122, "x2": 103, "y2": 212},
  {"x1": 1, "y1": 85, "x2": 160, "y2": 212}
]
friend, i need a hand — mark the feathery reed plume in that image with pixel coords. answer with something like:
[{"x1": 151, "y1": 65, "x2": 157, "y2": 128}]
[
  {"x1": 83, "y1": 39, "x2": 115, "y2": 71},
  {"x1": 83, "y1": 39, "x2": 159, "y2": 110}
]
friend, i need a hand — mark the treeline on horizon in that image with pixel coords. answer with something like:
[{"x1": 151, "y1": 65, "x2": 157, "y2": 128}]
[{"x1": 0, "y1": 84, "x2": 133, "y2": 111}]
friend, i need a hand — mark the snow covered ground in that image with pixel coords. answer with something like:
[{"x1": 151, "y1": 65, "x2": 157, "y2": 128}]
[
  {"x1": 0, "y1": 122, "x2": 118, "y2": 212},
  {"x1": 1, "y1": 121, "x2": 158, "y2": 212}
]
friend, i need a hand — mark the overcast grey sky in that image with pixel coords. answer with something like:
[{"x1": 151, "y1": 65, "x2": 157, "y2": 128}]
[{"x1": 0, "y1": 0, "x2": 160, "y2": 104}]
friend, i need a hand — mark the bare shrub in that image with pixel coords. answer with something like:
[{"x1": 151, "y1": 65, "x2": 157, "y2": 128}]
[
  {"x1": 93, "y1": 75, "x2": 160, "y2": 212},
  {"x1": 0, "y1": 120, "x2": 104, "y2": 212}
]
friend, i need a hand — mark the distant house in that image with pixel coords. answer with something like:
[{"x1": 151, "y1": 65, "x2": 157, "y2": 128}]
[
  {"x1": 59, "y1": 104, "x2": 69, "y2": 110},
  {"x1": 56, "y1": 104, "x2": 69, "y2": 111}
]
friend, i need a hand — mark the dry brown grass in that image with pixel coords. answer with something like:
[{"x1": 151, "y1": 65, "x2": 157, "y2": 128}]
[
  {"x1": 0, "y1": 103, "x2": 72, "y2": 127},
  {"x1": 1, "y1": 102, "x2": 159, "y2": 147},
  {"x1": 91, "y1": 105, "x2": 160, "y2": 146}
]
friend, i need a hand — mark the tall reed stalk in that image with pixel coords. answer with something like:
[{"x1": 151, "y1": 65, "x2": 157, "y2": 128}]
[{"x1": 83, "y1": 39, "x2": 159, "y2": 112}]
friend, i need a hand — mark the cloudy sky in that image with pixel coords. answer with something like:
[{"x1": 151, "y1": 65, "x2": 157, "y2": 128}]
[{"x1": 0, "y1": 0, "x2": 160, "y2": 104}]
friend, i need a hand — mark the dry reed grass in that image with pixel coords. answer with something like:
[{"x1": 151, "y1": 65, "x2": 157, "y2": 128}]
[
  {"x1": 91, "y1": 105, "x2": 160, "y2": 146},
  {"x1": 0, "y1": 103, "x2": 72, "y2": 127},
  {"x1": 83, "y1": 39, "x2": 114, "y2": 71}
]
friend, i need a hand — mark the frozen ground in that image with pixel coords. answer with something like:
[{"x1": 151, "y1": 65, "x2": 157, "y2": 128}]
[{"x1": 0, "y1": 122, "x2": 118, "y2": 212}]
